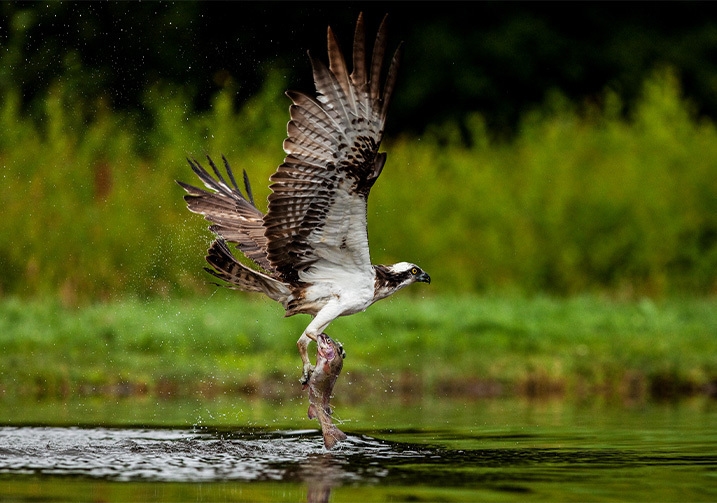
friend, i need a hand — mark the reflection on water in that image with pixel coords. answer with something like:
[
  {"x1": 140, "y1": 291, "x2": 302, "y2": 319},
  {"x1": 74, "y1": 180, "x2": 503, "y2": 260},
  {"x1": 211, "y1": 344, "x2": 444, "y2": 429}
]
[{"x1": 0, "y1": 402, "x2": 717, "y2": 502}]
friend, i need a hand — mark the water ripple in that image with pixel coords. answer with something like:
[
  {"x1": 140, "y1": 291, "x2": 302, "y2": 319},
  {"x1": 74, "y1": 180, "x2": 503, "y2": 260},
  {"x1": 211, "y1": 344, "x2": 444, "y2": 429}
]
[
  {"x1": 1, "y1": 423, "x2": 715, "y2": 500},
  {"x1": 0, "y1": 426, "x2": 428, "y2": 483}
]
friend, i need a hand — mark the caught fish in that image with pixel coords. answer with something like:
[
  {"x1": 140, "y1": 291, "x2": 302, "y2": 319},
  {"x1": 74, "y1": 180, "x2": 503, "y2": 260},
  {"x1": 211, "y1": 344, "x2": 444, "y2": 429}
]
[{"x1": 306, "y1": 333, "x2": 347, "y2": 449}]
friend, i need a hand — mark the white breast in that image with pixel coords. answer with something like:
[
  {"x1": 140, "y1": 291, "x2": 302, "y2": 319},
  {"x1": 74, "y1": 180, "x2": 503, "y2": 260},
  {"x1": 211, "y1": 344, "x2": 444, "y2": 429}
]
[{"x1": 300, "y1": 262, "x2": 376, "y2": 316}]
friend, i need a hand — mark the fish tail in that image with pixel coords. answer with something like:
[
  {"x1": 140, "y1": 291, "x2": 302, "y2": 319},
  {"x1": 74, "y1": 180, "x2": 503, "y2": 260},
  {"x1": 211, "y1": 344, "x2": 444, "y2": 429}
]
[{"x1": 322, "y1": 425, "x2": 347, "y2": 449}]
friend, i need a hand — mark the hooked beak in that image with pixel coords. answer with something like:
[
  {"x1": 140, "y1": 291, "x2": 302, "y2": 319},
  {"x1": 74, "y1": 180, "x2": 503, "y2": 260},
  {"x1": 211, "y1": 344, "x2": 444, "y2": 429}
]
[{"x1": 417, "y1": 271, "x2": 431, "y2": 284}]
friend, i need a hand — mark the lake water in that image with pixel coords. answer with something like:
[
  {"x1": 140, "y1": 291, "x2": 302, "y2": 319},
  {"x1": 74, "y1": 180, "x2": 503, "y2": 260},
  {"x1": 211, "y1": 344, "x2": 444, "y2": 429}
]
[{"x1": 0, "y1": 397, "x2": 715, "y2": 502}]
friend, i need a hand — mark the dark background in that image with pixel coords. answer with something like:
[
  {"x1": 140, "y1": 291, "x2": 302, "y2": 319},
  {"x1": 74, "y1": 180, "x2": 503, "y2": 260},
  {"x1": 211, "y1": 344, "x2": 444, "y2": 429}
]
[{"x1": 3, "y1": 1, "x2": 717, "y2": 137}]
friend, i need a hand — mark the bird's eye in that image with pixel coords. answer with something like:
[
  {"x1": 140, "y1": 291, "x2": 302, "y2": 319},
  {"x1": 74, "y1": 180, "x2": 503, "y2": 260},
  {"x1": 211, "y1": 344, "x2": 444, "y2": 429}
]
[{"x1": 411, "y1": 267, "x2": 418, "y2": 275}]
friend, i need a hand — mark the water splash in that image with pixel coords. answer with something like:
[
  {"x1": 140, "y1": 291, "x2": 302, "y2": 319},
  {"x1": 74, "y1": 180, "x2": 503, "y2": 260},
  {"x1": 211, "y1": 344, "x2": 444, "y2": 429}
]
[{"x1": 0, "y1": 426, "x2": 427, "y2": 483}]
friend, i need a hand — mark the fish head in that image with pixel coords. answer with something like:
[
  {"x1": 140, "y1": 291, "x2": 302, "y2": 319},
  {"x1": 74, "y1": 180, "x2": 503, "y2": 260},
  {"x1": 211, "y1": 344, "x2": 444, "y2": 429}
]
[
  {"x1": 316, "y1": 333, "x2": 337, "y2": 361},
  {"x1": 316, "y1": 333, "x2": 345, "y2": 371}
]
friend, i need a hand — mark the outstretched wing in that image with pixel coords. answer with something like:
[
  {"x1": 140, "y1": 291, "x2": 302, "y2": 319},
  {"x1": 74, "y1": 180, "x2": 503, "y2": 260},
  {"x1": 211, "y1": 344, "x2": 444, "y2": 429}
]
[
  {"x1": 264, "y1": 13, "x2": 402, "y2": 285},
  {"x1": 177, "y1": 156, "x2": 274, "y2": 272}
]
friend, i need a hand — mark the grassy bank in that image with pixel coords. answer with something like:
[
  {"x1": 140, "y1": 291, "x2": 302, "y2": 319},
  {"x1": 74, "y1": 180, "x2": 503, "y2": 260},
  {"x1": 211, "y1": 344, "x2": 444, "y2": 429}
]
[{"x1": 1, "y1": 294, "x2": 715, "y2": 403}]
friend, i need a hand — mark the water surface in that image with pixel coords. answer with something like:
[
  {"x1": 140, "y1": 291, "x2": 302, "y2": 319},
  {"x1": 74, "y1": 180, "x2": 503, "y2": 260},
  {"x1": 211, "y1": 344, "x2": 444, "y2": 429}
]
[{"x1": 1, "y1": 398, "x2": 715, "y2": 502}]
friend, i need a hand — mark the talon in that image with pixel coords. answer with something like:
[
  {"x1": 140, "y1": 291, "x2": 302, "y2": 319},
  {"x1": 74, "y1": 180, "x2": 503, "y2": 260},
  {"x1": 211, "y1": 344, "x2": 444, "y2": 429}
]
[
  {"x1": 336, "y1": 341, "x2": 346, "y2": 359},
  {"x1": 299, "y1": 363, "x2": 315, "y2": 385}
]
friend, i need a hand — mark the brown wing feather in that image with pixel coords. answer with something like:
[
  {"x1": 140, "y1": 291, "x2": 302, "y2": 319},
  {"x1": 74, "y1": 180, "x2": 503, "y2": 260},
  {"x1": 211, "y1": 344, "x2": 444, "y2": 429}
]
[
  {"x1": 178, "y1": 156, "x2": 273, "y2": 272},
  {"x1": 327, "y1": 27, "x2": 356, "y2": 113},
  {"x1": 204, "y1": 238, "x2": 290, "y2": 305},
  {"x1": 369, "y1": 15, "x2": 388, "y2": 105},
  {"x1": 263, "y1": 14, "x2": 401, "y2": 284},
  {"x1": 350, "y1": 13, "x2": 367, "y2": 87}
]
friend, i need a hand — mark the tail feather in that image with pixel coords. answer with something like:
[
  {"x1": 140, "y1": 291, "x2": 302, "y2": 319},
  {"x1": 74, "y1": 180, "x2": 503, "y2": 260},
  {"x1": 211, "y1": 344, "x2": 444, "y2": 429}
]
[{"x1": 205, "y1": 239, "x2": 291, "y2": 306}]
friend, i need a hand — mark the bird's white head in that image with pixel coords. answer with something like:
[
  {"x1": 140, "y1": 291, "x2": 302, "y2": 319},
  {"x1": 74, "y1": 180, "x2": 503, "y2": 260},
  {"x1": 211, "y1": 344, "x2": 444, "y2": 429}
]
[
  {"x1": 388, "y1": 262, "x2": 431, "y2": 285},
  {"x1": 373, "y1": 262, "x2": 431, "y2": 300}
]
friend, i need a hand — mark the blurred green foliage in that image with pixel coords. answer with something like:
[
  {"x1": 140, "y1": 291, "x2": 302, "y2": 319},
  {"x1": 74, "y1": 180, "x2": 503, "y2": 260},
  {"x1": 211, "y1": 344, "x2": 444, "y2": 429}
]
[
  {"x1": 4, "y1": 3, "x2": 717, "y2": 137},
  {"x1": 381, "y1": 68, "x2": 717, "y2": 296},
  {"x1": 0, "y1": 65, "x2": 716, "y2": 300}
]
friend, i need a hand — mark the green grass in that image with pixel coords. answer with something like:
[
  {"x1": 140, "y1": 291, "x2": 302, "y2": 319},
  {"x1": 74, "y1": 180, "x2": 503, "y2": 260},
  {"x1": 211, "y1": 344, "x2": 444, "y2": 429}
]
[{"x1": 1, "y1": 293, "x2": 715, "y2": 402}]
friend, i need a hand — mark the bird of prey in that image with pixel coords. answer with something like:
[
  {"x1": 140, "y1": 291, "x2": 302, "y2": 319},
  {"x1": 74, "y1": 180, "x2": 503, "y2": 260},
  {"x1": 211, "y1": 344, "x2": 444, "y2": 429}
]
[{"x1": 178, "y1": 13, "x2": 430, "y2": 384}]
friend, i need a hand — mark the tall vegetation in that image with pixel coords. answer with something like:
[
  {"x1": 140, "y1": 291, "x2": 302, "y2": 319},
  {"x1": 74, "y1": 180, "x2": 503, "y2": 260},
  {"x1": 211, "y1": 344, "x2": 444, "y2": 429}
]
[{"x1": 1, "y1": 68, "x2": 715, "y2": 301}]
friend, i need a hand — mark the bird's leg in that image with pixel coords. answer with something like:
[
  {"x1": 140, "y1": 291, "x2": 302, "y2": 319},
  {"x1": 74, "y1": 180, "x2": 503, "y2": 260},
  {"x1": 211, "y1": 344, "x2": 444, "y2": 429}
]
[
  {"x1": 298, "y1": 304, "x2": 342, "y2": 384},
  {"x1": 297, "y1": 332, "x2": 316, "y2": 385}
]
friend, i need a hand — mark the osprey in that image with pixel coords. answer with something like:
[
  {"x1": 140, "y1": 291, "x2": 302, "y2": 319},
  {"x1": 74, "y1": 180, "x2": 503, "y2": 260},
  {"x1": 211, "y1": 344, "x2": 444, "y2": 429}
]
[{"x1": 178, "y1": 14, "x2": 430, "y2": 384}]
